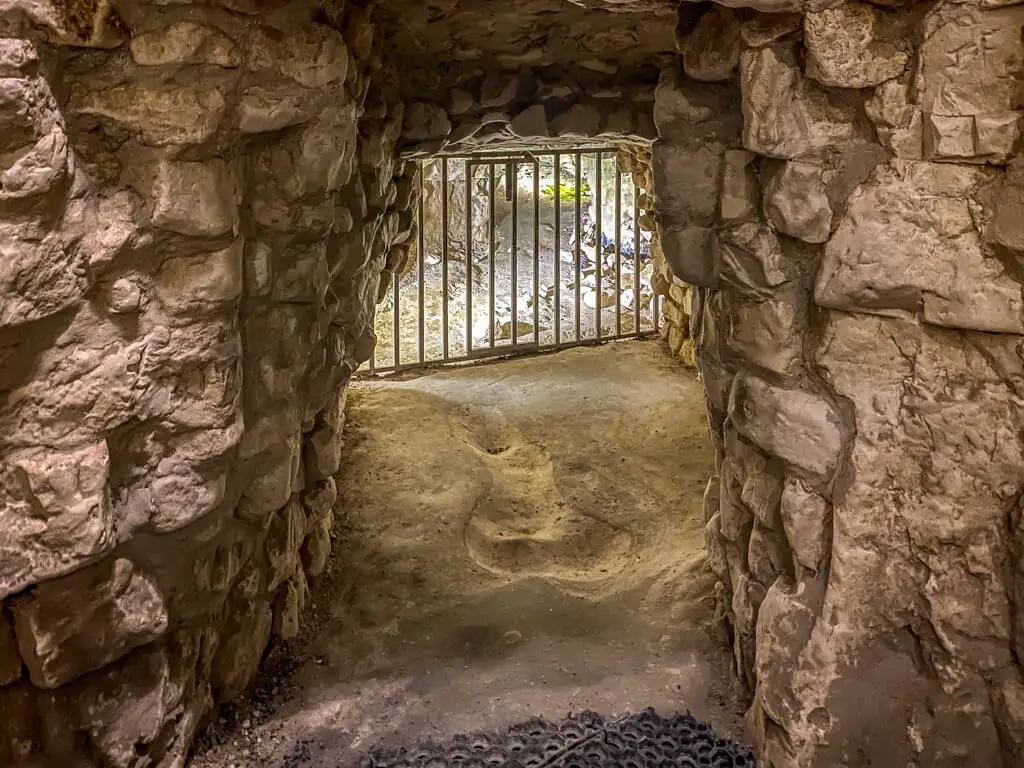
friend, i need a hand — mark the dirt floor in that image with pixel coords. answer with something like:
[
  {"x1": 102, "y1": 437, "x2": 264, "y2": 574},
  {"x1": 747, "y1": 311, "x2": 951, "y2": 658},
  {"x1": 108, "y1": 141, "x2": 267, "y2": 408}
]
[{"x1": 190, "y1": 340, "x2": 748, "y2": 768}]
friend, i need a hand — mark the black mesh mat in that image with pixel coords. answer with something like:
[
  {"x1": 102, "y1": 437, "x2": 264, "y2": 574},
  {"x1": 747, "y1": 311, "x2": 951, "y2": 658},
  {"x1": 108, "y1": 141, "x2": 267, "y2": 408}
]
[{"x1": 357, "y1": 709, "x2": 757, "y2": 768}]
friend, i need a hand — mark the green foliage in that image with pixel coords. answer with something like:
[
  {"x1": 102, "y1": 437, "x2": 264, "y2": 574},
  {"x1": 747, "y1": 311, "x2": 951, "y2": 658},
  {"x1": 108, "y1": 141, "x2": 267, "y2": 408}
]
[{"x1": 540, "y1": 180, "x2": 592, "y2": 202}]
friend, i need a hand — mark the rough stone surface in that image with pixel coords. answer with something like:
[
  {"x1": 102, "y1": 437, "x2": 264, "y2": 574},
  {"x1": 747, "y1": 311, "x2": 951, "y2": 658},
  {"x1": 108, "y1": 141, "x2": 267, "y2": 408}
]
[
  {"x1": 0, "y1": 4, "x2": 415, "y2": 764},
  {"x1": 3, "y1": 0, "x2": 1024, "y2": 765},
  {"x1": 660, "y1": 0, "x2": 1024, "y2": 763}
]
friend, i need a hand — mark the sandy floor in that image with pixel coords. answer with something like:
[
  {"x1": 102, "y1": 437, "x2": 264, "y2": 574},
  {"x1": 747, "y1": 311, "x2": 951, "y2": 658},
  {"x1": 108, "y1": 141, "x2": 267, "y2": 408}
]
[{"x1": 190, "y1": 340, "x2": 747, "y2": 768}]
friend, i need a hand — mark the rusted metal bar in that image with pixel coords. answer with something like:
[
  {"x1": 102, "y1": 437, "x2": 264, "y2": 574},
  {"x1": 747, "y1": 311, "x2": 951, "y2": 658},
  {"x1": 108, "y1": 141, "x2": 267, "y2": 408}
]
[
  {"x1": 441, "y1": 158, "x2": 450, "y2": 359},
  {"x1": 574, "y1": 151, "x2": 582, "y2": 343},
  {"x1": 595, "y1": 151, "x2": 603, "y2": 341},
  {"x1": 532, "y1": 159, "x2": 540, "y2": 347},
  {"x1": 615, "y1": 163, "x2": 622, "y2": 338},
  {"x1": 511, "y1": 161, "x2": 519, "y2": 344},
  {"x1": 392, "y1": 269, "x2": 400, "y2": 371},
  {"x1": 417, "y1": 165, "x2": 425, "y2": 364},
  {"x1": 465, "y1": 159, "x2": 473, "y2": 355},
  {"x1": 633, "y1": 179, "x2": 641, "y2": 335},
  {"x1": 553, "y1": 153, "x2": 561, "y2": 347},
  {"x1": 488, "y1": 164, "x2": 496, "y2": 349}
]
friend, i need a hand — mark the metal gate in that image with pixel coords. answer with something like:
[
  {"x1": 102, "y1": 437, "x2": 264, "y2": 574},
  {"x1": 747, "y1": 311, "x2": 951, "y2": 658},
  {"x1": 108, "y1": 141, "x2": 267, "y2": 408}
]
[{"x1": 365, "y1": 147, "x2": 659, "y2": 375}]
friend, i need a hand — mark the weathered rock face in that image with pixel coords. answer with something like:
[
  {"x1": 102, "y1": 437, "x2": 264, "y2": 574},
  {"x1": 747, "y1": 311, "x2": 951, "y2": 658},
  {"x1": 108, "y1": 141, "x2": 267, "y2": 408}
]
[
  {"x1": 659, "y1": 0, "x2": 1024, "y2": 766},
  {"x1": 0, "y1": 0, "x2": 415, "y2": 764},
  {"x1": 2, "y1": 0, "x2": 1023, "y2": 764}
]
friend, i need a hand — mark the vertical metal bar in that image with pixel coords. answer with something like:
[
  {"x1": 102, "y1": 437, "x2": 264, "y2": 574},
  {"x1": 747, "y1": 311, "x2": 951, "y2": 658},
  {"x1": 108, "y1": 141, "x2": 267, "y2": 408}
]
[
  {"x1": 392, "y1": 269, "x2": 400, "y2": 371},
  {"x1": 441, "y1": 158, "x2": 449, "y2": 360},
  {"x1": 465, "y1": 160, "x2": 473, "y2": 354},
  {"x1": 615, "y1": 164, "x2": 622, "y2": 338},
  {"x1": 595, "y1": 152, "x2": 603, "y2": 341},
  {"x1": 553, "y1": 154, "x2": 561, "y2": 347},
  {"x1": 532, "y1": 160, "x2": 540, "y2": 346},
  {"x1": 417, "y1": 163, "x2": 425, "y2": 364},
  {"x1": 488, "y1": 164, "x2": 496, "y2": 350},
  {"x1": 633, "y1": 179, "x2": 640, "y2": 334},
  {"x1": 574, "y1": 151, "x2": 582, "y2": 342},
  {"x1": 511, "y1": 162, "x2": 519, "y2": 344}
]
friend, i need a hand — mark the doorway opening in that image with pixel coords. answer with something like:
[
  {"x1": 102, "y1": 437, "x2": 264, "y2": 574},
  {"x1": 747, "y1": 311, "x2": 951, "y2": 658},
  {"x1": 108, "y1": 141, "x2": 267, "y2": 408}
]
[{"x1": 364, "y1": 146, "x2": 661, "y2": 375}]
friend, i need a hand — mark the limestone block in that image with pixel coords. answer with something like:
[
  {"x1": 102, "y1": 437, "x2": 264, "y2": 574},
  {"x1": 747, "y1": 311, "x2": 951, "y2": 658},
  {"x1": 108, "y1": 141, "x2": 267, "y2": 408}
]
[
  {"x1": 740, "y1": 14, "x2": 802, "y2": 48},
  {"x1": 973, "y1": 111, "x2": 1021, "y2": 161},
  {"x1": 817, "y1": 313, "x2": 1023, "y2": 670},
  {"x1": 714, "y1": 222, "x2": 791, "y2": 299},
  {"x1": 728, "y1": 375, "x2": 842, "y2": 478},
  {"x1": 139, "y1": 159, "x2": 238, "y2": 238},
  {"x1": 265, "y1": 499, "x2": 307, "y2": 594},
  {"x1": 130, "y1": 22, "x2": 240, "y2": 67},
  {"x1": 247, "y1": 25, "x2": 348, "y2": 88},
  {"x1": 550, "y1": 103, "x2": 602, "y2": 138},
  {"x1": 0, "y1": 442, "x2": 113, "y2": 599},
  {"x1": 150, "y1": 462, "x2": 232, "y2": 534},
  {"x1": 762, "y1": 160, "x2": 833, "y2": 243},
  {"x1": 740, "y1": 45, "x2": 858, "y2": 159},
  {"x1": 865, "y1": 78, "x2": 924, "y2": 158},
  {"x1": 273, "y1": 569, "x2": 309, "y2": 640},
  {"x1": 748, "y1": 523, "x2": 788, "y2": 586},
  {"x1": 70, "y1": 83, "x2": 226, "y2": 146},
  {"x1": 449, "y1": 89, "x2": 474, "y2": 115},
  {"x1": 305, "y1": 387, "x2": 348, "y2": 482},
  {"x1": 923, "y1": 113, "x2": 975, "y2": 160},
  {"x1": 725, "y1": 293, "x2": 803, "y2": 377},
  {"x1": 779, "y1": 477, "x2": 829, "y2": 573},
  {"x1": 510, "y1": 104, "x2": 549, "y2": 138},
  {"x1": 0, "y1": 612, "x2": 22, "y2": 685},
  {"x1": 0, "y1": 223, "x2": 88, "y2": 329},
  {"x1": 815, "y1": 160, "x2": 1024, "y2": 334},
  {"x1": 752, "y1": 579, "x2": 817, "y2": 738},
  {"x1": 719, "y1": 466, "x2": 754, "y2": 543},
  {"x1": 659, "y1": 225, "x2": 716, "y2": 287},
  {"x1": 804, "y1": 3, "x2": 908, "y2": 88},
  {"x1": 244, "y1": 240, "x2": 273, "y2": 296},
  {"x1": 479, "y1": 73, "x2": 518, "y2": 108},
  {"x1": 10, "y1": 558, "x2": 167, "y2": 689},
  {"x1": 237, "y1": 86, "x2": 315, "y2": 133},
  {"x1": 652, "y1": 140, "x2": 720, "y2": 228},
  {"x1": 210, "y1": 597, "x2": 273, "y2": 700},
  {"x1": 403, "y1": 101, "x2": 451, "y2": 141},
  {"x1": 653, "y1": 65, "x2": 731, "y2": 138},
  {"x1": 155, "y1": 239, "x2": 243, "y2": 314},
  {"x1": 719, "y1": 149, "x2": 760, "y2": 222},
  {"x1": 739, "y1": 455, "x2": 783, "y2": 526},
  {"x1": 241, "y1": 431, "x2": 302, "y2": 518},
  {"x1": 302, "y1": 519, "x2": 333, "y2": 578},
  {"x1": 985, "y1": 156, "x2": 1024, "y2": 251},
  {"x1": 705, "y1": 513, "x2": 730, "y2": 582},
  {"x1": 916, "y1": 3, "x2": 1024, "y2": 118},
  {"x1": 0, "y1": 38, "x2": 39, "y2": 77},
  {"x1": 0, "y1": 77, "x2": 49, "y2": 155},
  {"x1": 682, "y1": 7, "x2": 740, "y2": 83},
  {"x1": 272, "y1": 244, "x2": 329, "y2": 304},
  {"x1": 993, "y1": 677, "x2": 1024, "y2": 757}
]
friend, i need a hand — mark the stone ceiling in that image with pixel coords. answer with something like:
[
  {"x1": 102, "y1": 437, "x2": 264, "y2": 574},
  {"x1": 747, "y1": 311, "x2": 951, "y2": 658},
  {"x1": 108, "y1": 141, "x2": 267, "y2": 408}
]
[{"x1": 375, "y1": 0, "x2": 679, "y2": 79}]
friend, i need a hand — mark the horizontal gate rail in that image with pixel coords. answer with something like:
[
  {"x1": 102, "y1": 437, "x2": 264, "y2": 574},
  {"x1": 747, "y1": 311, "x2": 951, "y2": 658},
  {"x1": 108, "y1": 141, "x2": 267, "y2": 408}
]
[{"x1": 362, "y1": 146, "x2": 660, "y2": 376}]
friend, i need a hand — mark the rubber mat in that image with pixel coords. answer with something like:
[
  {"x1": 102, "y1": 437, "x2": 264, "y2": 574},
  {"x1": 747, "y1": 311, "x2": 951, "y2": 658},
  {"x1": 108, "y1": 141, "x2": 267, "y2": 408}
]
[{"x1": 357, "y1": 709, "x2": 757, "y2": 768}]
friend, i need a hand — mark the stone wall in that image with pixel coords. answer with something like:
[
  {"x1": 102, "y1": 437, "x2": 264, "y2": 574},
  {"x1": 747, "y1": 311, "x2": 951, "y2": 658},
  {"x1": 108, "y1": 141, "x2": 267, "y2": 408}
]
[
  {"x1": 397, "y1": 68, "x2": 660, "y2": 155},
  {"x1": 0, "y1": 1, "x2": 414, "y2": 764},
  {"x1": 655, "y1": 1, "x2": 1024, "y2": 765}
]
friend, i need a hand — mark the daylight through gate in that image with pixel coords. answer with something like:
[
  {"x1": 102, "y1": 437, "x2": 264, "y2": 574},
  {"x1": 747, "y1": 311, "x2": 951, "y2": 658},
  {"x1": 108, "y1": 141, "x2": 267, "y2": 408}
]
[{"x1": 364, "y1": 147, "x2": 659, "y2": 374}]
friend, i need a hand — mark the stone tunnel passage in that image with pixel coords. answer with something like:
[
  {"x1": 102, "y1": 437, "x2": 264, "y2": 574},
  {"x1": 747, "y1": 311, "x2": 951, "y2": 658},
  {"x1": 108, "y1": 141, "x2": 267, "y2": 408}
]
[
  {"x1": 189, "y1": 341, "x2": 748, "y2": 767},
  {"x1": 2, "y1": 0, "x2": 1024, "y2": 765}
]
